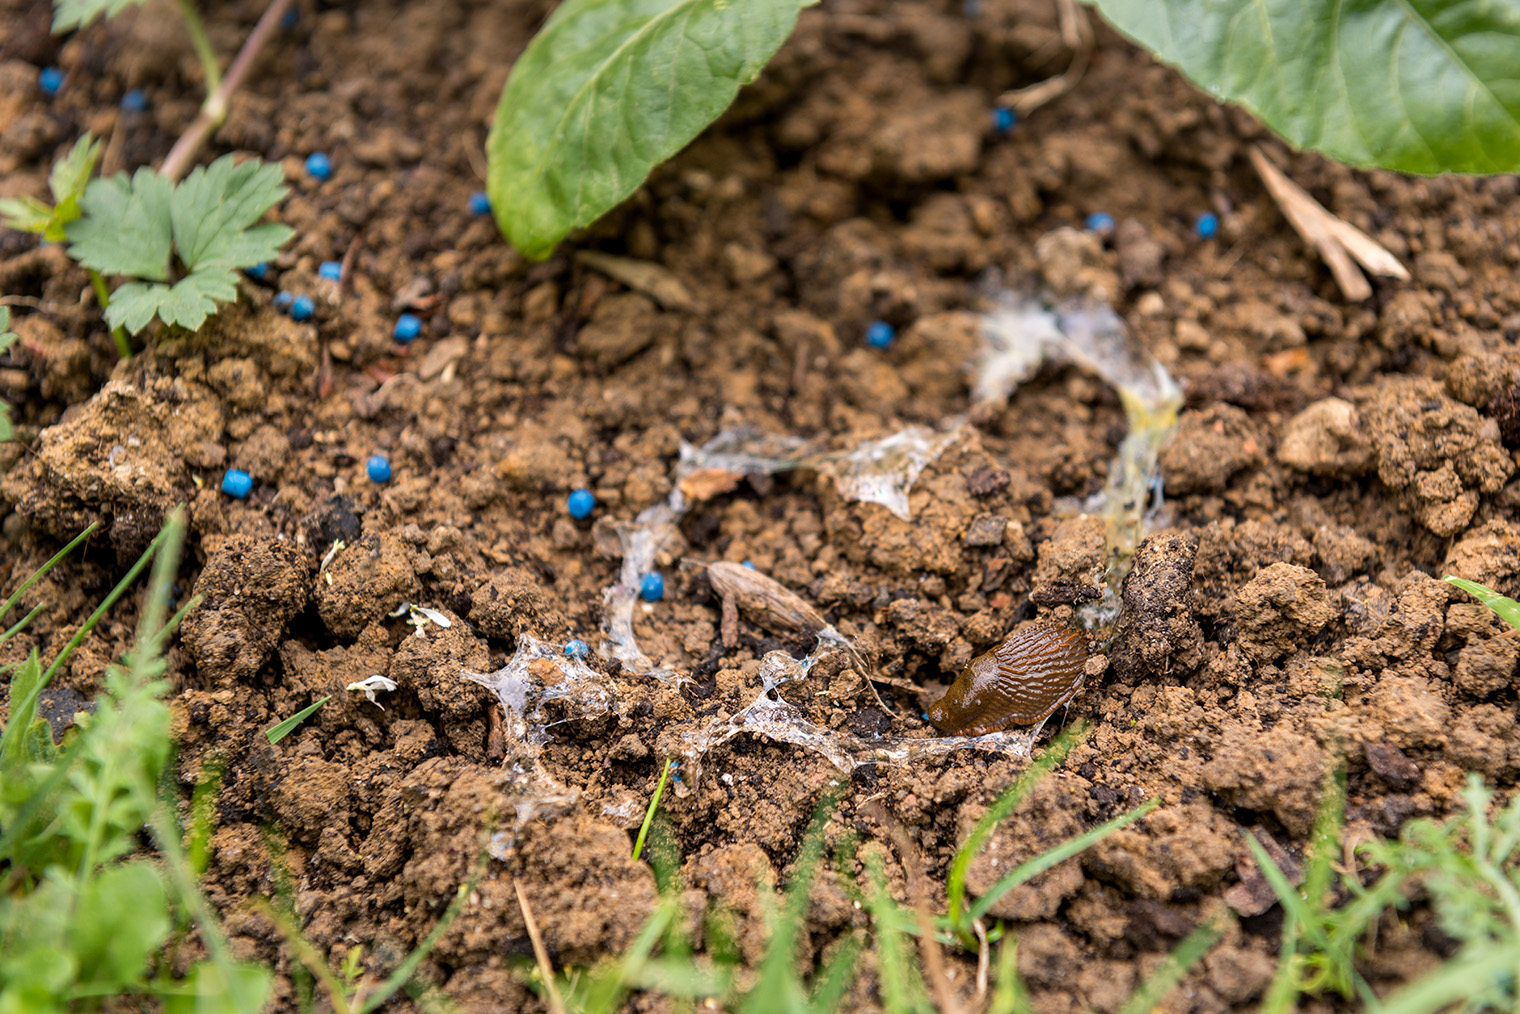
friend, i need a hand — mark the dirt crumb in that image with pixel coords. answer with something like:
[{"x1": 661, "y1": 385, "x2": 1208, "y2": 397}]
[{"x1": 1232, "y1": 563, "x2": 1332, "y2": 663}]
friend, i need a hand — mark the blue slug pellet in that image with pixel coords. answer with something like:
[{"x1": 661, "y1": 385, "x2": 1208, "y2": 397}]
[
  {"x1": 469, "y1": 192, "x2": 491, "y2": 216},
  {"x1": 305, "y1": 152, "x2": 332, "y2": 181},
  {"x1": 318, "y1": 261, "x2": 342, "y2": 281},
  {"x1": 866, "y1": 321, "x2": 895, "y2": 349},
  {"x1": 38, "y1": 67, "x2": 64, "y2": 95},
  {"x1": 566, "y1": 489, "x2": 596, "y2": 519},
  {"x1": 367, "y1": 455, "x2": 391, "y2": 483},
  {"x1": 120, "y1": 88, "x2": 148, "y2": 112},
  {"x1": 290, "y1": 294, "x2": 315, "y2": 321},
  {"x1": 393, "y1": 313, "x2": 422, "y2": 343},
  {"x1": 221, "y1": 469, "x2": 252, "y2": 499},
  {"x1": 1195, "y1": 212, "x2": 1219, "y2": 240},
  {"x1": 565, "y1": 639, "x2": 590, "y2": 659},
  {"x1": 1086, "y1": 212, "x2": 1116, "y2": 235},
  {"x1": 274, "y1": 290, "x2": 295, "y2": 313},
  {"x1": 992, "y1": 106, "x2": 1017, "y2": 134},
  {"x1": 640, "y1": 573, "x2": 665, "y2": 602},
  {"x1": 246, "y1": 263, "x2": 270, "y2": 282}
]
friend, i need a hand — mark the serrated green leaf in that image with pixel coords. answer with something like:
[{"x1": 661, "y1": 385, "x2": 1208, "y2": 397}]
[
  {"x1": 52, "y1": 0, "x2": 149, "y2": 32},
  {"x1": 105, "y1": 268, "x2": 238, "y2": 334},
  {"x1": 1088, "y1": 0, "x2": 1520, "y2": 174},
  {"x1": 487, "y1": 0, "x2": 817, "y2": 259},
  {"x1": 170, "y1": 155, "x2": 291, "y2": 270},
  {"x1": 0, "y1": 196, "x2": 55, "y2": 236},
  {"x1": 66, "y1": 169, "x2": 172, "y2": 281},
  {"x1": 45, "y1": 134, "x2": 100, "y2": 239}
]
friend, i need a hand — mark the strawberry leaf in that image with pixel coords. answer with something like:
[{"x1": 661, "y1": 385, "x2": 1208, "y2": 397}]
[
  {"x1": 52, "y1": 0, "x2": 150, "y2": 32},
  {"x1": 66, "y1": 168, "x2": 173, "y2": 282}
]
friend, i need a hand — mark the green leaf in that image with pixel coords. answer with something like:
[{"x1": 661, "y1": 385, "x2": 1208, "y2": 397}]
[
  {"x1": 265, "y1": 696, "x2": 332, "y2": 745},
  {"x1": 66, "y1": 169, "x2": 173, "y2": 282},
  {"x1": 105, "y1": 268, "x2": 239, "y2": 335},
  {"x1": 52, "y1": 0, "x2": 150, "y2": 32},
  {"x1": 1444, "y1": 575, "x2": 1520, "y2": 632},
  {"x1": 71, "y1": 862, "x2": 171, "y2": 987},
  {"x1": 46, "y1": 134, "x2": 101, "y2": 239},
  {"x1": 0, "y1": 134, "x2": 98, "y2": 242},
  {"x1": 1087, "y1": 0, "x2": 1520, "y2": 174},
  {"x1": 487, "y1": 0, "x2": 817, "y2": 259},
  {"x1": 170, "y1": 155, "x2": 292, "y2": 270},
  {"x1": 0, "y1": 196, "x2": 55, "y2": 235}
]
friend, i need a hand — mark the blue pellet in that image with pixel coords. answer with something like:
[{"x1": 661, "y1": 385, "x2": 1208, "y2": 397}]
[
  {"x1": 274, "y1": 290, "x2": 295, "y2": 312},
  {"x1": 221, "y1": 469, "x2": 252, "y2": 499},
  {"x1": 469, "y1": 191, "x2": 492, "y2": 216},
  {"x1": 992, "y1": 106, "x2": 1017, "y2": 134},
  {"x1": 305, "y1": 152, "x2": 332, "y2": 181},
  {"x1": 566, "y1": 488, "x2": 596, "y2": 520},
  {"x1": 640, "y1": 572, "x2": 664, "y2": 603},
  {"x1": 120, "y1": 88, "x2": 148, "y2": 112},
  {"x1": 318, "y1": 261, "x2": 342, "y2": 281},
  {"x1": 245, "y1": 262, "x2": 269, "y2": 282},
  {"x1": 281, "y1": 7, "x2": 298, "y2": 28},
  {"x1": 290, "y1": 294, "x2": 315, "y2": 321},
  {"x1": 38, "y1": 67, "x2": 64, "y2": 95},
  {"x1": 564, "y1": 639, "x2": 590, "y2": 659},
  {"x1": 1086, "y1": 212, "x2": 1116, "y2": 235},
  {"x1": 393, "y1": 313, "x2": 422, "y2": 343},
  {"x1": 1195, "y1": 212, "x2": 1219, "y2": 240},
  {"x1": 866, "y1": 320, "x2": 895, "y2": 349},
  {"x1": 366, "y1": 455, "x2": 391, "y2": 483},
  {"x1": 742, "y1": 560, "x2": 756, "y2": 569}
]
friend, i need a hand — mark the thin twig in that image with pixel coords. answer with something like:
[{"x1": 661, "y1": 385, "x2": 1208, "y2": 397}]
[
  {"x1": 1248, "y1": 145, "x2": 1409, "y2": 302},
  {"x1": 514, "y1": 880, "x2": 568, "y2": 1014},
  {"x1": 160, "y1": 0, "x2": 295, "y2": 181},
  {"x1": 997, "y1": 0, "x2": 1092, "y2": 116}
]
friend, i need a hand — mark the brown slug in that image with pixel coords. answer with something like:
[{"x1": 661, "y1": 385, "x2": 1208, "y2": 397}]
[{"x1": 926, "y1": 621, "x2": 1088, "y2": 736}]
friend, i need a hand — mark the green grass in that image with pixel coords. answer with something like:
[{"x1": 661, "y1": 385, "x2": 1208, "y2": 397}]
[{"x1": 0, "y1": 508, "x2": 272, "y2": 1012}]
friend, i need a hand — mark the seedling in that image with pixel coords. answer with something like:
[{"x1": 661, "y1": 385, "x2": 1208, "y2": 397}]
[
  {"x1": 65, "y1": 154, "x2": 293, "y2": 335},
  {"x1": 631, "y1": 758, "x2": 675, "y2": 861},
  {"x1": 388, "y1": 602, "x2": 452, "y2": 635},
  {"x1": 488, "y1": 0, "x2": 1520, "y2": 259}
]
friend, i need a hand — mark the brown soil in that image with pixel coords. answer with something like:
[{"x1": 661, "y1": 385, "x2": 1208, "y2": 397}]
[{"x1": 5, "y1": 0, "x2": 1520, "y2": 1010}]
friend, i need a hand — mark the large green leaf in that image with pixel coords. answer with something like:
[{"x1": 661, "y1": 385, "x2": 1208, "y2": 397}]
[
  {"x1": 1088, "y1": 0, "x2": 1520, "y2": 174},
  {"x1": 488, "y1": 0, "x2": 817, "y2": 260}
]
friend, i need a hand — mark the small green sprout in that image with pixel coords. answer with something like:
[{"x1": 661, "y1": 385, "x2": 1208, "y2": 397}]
[
  {"x1": 0, "y1": 133, "x2": 99, "y2": 242},
  {"x1": 66, "y1": 154, "x2": 294, "y2": 334},
  {"x1": 264, "y1": 695, "x2": 332, "y2": 745}
]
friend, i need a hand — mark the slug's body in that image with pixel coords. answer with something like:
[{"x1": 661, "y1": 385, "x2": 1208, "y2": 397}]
[{"x1": 927, "y1": 621, "x2": 1088, "y2": 736}]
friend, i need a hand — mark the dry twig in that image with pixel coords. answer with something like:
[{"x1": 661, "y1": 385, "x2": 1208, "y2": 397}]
[
  {"x1": 514, "y1": 880, "x2": 567, "y2": 1014},
  {"x1": 1249, "y1": 145, "x2": 1409, "y2": 302}
]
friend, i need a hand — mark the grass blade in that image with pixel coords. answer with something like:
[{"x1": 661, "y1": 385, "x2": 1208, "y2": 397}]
[
  {"x1": 0, "y1": 522, "x2": 97, "y2": 628},
  {"x1": 632, "y1": 758, "x2": 674, "y2": 861},
  {"x1": 945, "y1": 723, "x2": 1087, "y2": 933},
  {"x1": 966, "y1": 797, "x2": 1158, "y2": 924},
  {"x1": 1115, "y1": 913, "x2": 1228, "y2": 1014},
  {"x1": 265, "y1": 696, "x2": 332, "y2": 745}
]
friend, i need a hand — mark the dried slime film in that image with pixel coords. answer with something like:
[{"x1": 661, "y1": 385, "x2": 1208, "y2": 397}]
[
  {"x1": 598, "y1": 424, "x2": 962, "y2": 674},
  {"x1": 977, "y1": 288, "x2": 1182, "y2": 622},
  {"x1": 665, "y1": 641, "x2": 1040, "y2": 785}
]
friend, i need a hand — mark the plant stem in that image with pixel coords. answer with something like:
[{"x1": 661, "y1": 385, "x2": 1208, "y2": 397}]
[
  {"x1": 88, "y1": 269, "x2": 131, "y2": 358},
  {"x1": 160, "y1": 0, "x2": 294, "y2": 182},
  {"x1": 176, "y1": 0, "x2": 224, "y2": 102}
]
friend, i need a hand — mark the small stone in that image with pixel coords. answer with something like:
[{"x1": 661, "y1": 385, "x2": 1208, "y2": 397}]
[{"x1": 962, "y1": 513, "x2": 1007, "y2": 547}]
